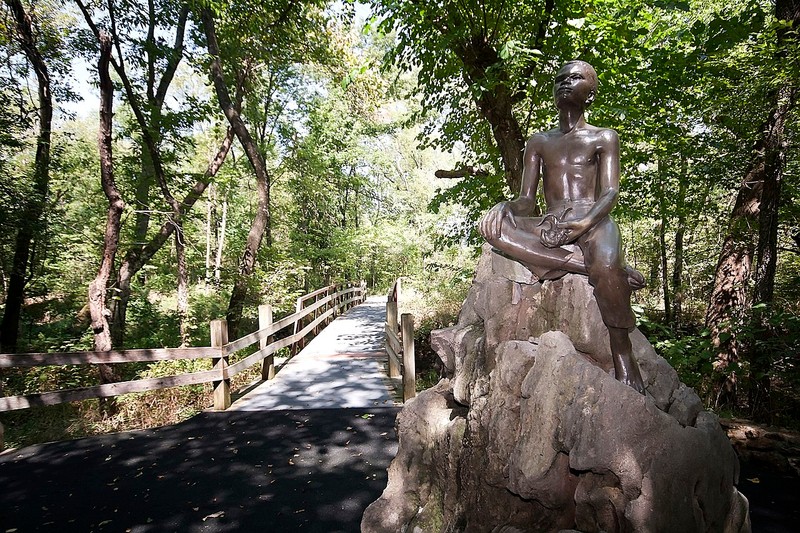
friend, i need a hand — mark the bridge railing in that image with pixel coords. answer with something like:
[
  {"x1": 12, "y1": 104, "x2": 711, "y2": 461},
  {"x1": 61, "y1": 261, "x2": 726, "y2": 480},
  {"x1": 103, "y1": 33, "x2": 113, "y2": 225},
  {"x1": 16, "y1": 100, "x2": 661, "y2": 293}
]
[
  {"x1": 0, "y1": 282, "x2": 367, "y2": 413},
  {"x1": 385, "y1": 279, "x2": 416, "y2": 402}
]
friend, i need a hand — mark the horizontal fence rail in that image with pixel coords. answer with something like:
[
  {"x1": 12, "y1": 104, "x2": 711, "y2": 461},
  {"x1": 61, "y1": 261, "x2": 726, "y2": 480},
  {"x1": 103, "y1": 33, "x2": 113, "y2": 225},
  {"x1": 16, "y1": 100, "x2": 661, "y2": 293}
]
[
  {"x1": 0, "y1": 282, "x2": 367, "y2": 413},
  {"x1": 385, "y1": 279, "x2": 416, "y2": 402}
]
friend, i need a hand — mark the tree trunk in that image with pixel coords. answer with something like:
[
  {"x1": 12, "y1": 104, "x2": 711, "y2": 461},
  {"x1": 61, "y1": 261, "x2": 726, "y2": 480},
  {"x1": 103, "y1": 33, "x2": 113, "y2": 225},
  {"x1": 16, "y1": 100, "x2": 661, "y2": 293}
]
[
  {"x1": 672, "y1": 170, "x2": 688, "y2": 329},
  {"x1": 215, "y1": 195, "x2": 228, "y2": 286},
  {"x1": 656, "y1": 159, "x2": 670, "y2": 324},
  {"x1": 89, "y1": 33, "x2": 123, "y2": 412},
  {"x1": 672, "y1": 223, "x2": 685, "y2": 328},
  {"x1": 205, "y1": 184, "x2": 214, "y2": 289},
  {"x1": 453, "y1": 38, "x2": 525, "y2": 195},
  {"x1": 749, "y1": 82, "x2": 795, "y2": 421},
  {"x1": 202, "y1": 9, "x2": 272, "y2": 338},
  {"x1": 705, "y1": 155, "x2": 761, "y2": 409},
  {"x1": 659, "y1": 220, "x2": 670, "y2": 324},
  {"x1": 176, "y1": 229, "x2": 189, "y2": 346},
  {"x1": 705, "y1": 0, "x2": 799, "y2": 410},
  {"x1": 0, "y1": 0, "x2": 52, "y2": 353}
]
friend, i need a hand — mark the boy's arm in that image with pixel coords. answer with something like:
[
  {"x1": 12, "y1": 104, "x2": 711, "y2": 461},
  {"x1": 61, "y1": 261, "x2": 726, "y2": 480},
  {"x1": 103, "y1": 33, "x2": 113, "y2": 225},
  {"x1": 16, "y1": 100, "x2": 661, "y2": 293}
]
[
  {"x1": 514, "y1": 135, "x2": 541, "y2": 213},
  {"x1": 478, "y1": 136, "x2": 541, "y2": 239}
]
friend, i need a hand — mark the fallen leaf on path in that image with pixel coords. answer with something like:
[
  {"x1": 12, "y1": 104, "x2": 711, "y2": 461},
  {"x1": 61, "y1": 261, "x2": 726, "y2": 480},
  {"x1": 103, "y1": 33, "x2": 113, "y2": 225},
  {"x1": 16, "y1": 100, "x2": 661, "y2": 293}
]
[
  {"x1": 747, "y1": 477, "x2": 760, "y2": 484},
  {"x1": 202, "y1": 511, "x2": 225, "y2": 521}
]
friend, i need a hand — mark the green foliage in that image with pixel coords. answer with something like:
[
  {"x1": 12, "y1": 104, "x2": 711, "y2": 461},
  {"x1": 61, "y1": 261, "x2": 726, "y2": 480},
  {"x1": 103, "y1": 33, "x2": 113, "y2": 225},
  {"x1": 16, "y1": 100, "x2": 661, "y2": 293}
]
[
  {"x1": 637, "y1": 313, "x2": 715, "y2": 391},
  {"x1": 124, "y1": 288, "x2": 181, "y2": 348},
  {"x1": 2, "y1": 363, "x2": 96, "y2": 396},
  {"x1": 639, "y1": 300, "x2": 800, "y2": 423}
]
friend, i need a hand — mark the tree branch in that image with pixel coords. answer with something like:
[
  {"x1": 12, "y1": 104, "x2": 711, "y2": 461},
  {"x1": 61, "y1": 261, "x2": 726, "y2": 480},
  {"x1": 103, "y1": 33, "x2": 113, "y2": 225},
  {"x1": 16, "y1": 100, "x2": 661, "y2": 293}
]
[{"x1": 435, "y1": 166, "x2": 489, "y2": 179}]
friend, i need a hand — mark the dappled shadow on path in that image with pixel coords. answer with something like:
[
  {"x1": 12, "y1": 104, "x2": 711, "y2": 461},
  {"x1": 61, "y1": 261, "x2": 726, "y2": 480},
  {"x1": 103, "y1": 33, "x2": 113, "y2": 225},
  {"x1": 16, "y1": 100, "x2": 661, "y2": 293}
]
[
  {"x1": 0, "y1": 408, "x2": 399, "y2": 532},
  {"x1": 302, "y1": 298, "x2": 386, "y2": 356},
  {"x1": 230, "y1": 355, "x2": 397, "y2": 411},
  {"x1": 231, "y1": 298, "x2": 396, "y2": 411}
]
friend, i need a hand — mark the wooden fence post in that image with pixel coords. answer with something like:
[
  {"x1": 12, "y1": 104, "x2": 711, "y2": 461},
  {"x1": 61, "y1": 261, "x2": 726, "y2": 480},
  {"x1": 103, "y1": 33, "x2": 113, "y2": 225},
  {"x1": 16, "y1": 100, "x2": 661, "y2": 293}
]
[
  {"x1": 401, "y1": 313, "x2": 416, "y2": 401},
  {"x1": 291, "y1": 296, "x2": 303, "y2": 357},
  {"x1": 259, "y1": 304, "x2": 274, "y2": 380},
  {"x1": 386, "y1": 299, "x2": 400, "y2": 378},
  {"x1": 333, "y1": 283, "x2": 340, "y2": 317},
  {"x1": 211, "y1": 319, "x2": 231, "y2": 410}
]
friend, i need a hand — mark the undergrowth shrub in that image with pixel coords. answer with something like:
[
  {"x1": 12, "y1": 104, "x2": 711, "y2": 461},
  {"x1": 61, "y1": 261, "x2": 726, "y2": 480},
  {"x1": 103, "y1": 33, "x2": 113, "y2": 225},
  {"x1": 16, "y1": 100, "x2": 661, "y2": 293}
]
[
  {"x1": 637, "y1": 303, "x2": 800, "y2": 427},
  {"x1": 397, "y1": 253, "x2": 477, "y2": 391}
]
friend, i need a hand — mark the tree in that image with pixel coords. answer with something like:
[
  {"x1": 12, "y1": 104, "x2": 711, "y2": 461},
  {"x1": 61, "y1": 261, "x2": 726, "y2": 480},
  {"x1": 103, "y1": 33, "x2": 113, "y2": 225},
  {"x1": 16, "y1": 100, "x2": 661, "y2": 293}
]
[
  {"x1": 705, "y1": 0, "x2": 799, "y2": 410},
  {"x1": 197, "y1": 0, "x2": 331, "y2": 336},
  {"x1": 88, "y1": 31, "x2": 122, "y2": 406},
  {"x1": 75, "y1": 0, "x2": 228, "y2": 347},
  {"x1": 0, "y1": 0, "x2": 54, "y2": 352},
  {"x1": 374, "y1": 0, "x2": 571, "y2": 197}
]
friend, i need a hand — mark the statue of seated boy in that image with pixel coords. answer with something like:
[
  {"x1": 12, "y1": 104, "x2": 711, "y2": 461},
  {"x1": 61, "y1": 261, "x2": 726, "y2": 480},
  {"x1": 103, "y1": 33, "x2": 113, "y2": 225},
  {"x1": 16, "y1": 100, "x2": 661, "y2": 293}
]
[{"x1": 478, "y1": 60, "x2": 646, "y2": 393}]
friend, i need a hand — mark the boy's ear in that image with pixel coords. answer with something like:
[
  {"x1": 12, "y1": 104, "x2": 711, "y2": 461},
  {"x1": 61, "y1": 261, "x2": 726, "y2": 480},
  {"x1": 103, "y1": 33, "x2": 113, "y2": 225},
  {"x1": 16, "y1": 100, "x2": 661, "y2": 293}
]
[{"x1": 585, "y1": 90, "x2": 596, "y2": 107}]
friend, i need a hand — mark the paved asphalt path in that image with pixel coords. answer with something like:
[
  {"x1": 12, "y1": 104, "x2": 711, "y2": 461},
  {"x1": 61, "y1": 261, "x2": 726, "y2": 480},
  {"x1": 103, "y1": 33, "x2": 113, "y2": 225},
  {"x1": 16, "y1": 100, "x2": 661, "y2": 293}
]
[
  {"x1": 0, "y1": 407, "x2": 400, "y2": 532},
  {"x1": 738, "y1": 461, "x2": 800, "y2": 533},
  {"x1": 1, "y1": 298, "x2": 401, "y2": 532}
]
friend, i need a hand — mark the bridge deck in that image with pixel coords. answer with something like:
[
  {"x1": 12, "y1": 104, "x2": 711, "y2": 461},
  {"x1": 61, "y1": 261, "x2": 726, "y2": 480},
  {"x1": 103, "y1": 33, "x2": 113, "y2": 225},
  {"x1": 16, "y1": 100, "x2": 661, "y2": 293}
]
[{"x1": 230, "y1": 296, "x2": 399, "y2": 411}]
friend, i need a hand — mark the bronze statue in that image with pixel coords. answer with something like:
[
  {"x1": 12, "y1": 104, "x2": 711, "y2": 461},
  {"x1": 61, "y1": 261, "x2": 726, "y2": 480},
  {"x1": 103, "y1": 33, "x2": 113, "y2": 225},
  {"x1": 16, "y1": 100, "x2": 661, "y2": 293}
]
[{"x1": 478, "y1": 60, "x2": 646, "y2": 393}]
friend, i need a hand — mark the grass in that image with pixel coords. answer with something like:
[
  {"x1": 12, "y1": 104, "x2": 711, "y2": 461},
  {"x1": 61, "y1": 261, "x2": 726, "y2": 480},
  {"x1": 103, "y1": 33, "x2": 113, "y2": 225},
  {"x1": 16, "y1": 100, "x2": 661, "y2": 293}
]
[{"x1": 0, "y1": 385, "x2": 213, "y2": 450}]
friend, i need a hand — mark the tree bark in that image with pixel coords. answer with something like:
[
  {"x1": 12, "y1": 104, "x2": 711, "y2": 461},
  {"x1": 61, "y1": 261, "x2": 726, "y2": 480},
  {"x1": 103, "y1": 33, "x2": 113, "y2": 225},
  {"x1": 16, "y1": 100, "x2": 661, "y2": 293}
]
[
  {"x1": 672, "y1": 168, "x2": 688, "y2": 329},
  {"x1": 752, "y1": 87, "x2": 792, "y2": 305},
  {"x1": 0, "y1": 0, "x2": 52, "y2": 353},
  {"x1": 659, "y1": 220, "x2": 670, "y2": 324},
  {"x1": 89, "y1": 33, "x2": 123, "y2": 411},
  {"x1": 176, "y1": 229, "x2": 189, "y2": 346},
  {"x1": 705, "y1": 0, "x2": 799, "y2": 410},
  {"x1": 705, "y1": 151, "x2": 761, "y2": 409},
  {"x1": 215, "y1": 195, "x2": 228, "y2": 286},
  {"x1": 747, "y1": 0, "x2": 799, "y2": 418},
  {"x1": 434, "y1": 166, "x2": 489, "y2": 179},
  {"x1": 656, "y1": 159, "x2": 670, "y2": 324},
  {"x1": 205, "y1": 184, "x2": 215, "y2": 289},
  {"x1": 202, "y1": 9, "x2": 272, "y2": 338}
]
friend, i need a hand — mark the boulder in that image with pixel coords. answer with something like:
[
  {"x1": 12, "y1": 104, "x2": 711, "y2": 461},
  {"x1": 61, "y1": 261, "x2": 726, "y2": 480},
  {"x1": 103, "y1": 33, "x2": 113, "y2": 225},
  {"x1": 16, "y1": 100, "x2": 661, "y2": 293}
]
[{"x1": 363, "y1": 245, "x2": 750, "y2": 532}]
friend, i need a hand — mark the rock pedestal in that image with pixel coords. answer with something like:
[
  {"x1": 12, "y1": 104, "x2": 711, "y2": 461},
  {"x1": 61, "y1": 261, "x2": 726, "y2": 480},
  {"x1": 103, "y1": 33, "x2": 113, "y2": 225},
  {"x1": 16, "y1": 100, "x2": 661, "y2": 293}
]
[{"x1": 362, "y1": 245, "x2": 750, "y2": 533}]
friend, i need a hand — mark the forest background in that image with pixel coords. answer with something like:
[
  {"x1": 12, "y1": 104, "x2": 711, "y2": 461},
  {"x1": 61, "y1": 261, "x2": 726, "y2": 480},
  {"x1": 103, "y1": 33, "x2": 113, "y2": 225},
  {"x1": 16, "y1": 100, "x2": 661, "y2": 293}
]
[{"x1": 0, "y1": 0, "x2": 798, "y2": 449}]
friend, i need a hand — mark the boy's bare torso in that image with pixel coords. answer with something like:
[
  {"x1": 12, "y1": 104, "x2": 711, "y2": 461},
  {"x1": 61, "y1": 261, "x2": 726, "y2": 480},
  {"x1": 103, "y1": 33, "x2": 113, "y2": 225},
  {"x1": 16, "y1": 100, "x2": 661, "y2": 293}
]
[{"x1": 532, "y1": 124, "x2": 615, "y2": 214}]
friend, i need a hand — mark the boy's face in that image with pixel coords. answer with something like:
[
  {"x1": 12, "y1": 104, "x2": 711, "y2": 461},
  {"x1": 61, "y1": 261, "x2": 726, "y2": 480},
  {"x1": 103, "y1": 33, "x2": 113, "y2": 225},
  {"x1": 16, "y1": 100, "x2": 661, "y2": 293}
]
[{"x1": 553, "y1": 62, "x2": 596, "y2": 110}]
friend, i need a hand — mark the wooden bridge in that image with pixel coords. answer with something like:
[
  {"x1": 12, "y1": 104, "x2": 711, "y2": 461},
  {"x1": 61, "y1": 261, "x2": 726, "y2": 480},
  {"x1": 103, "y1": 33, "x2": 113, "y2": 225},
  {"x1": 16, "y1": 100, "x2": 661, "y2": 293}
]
[
  {"x1": 0, "y1": 281, "x2": 415, "y2": 415},
  {"x1": 230, "y1": 297, "x2": 397, "y2": 411},
  {"x1": 0, "y1": 281, "x2": 418, "y2": 531}
]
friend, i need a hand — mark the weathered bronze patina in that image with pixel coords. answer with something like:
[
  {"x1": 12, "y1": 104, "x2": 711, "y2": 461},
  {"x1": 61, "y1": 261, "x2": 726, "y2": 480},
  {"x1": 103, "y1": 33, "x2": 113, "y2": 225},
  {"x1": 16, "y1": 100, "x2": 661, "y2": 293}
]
[{"x1": 478, "y1": 60, "x2": 645, "y2": 393}]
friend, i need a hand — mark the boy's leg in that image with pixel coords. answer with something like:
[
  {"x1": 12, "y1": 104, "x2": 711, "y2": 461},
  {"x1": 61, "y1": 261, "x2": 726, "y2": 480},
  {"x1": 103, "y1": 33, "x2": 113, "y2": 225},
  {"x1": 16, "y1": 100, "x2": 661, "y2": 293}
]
[
  {"x1": 488, "y1": 216, "x2": 589, "y2": 278},
  {"x1": 580, "y1": 218, "x2": 645, "y2": 393}
]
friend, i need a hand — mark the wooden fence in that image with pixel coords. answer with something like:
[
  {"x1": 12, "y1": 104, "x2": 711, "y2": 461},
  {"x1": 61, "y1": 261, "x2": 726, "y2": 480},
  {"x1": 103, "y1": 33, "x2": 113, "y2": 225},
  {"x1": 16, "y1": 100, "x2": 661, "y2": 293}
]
[
  {"x1": 0, "y1": 282, "x2": 367, "y2": 413},
  {"x1": 385, "y1": 279, "x2": 416, "y2": 402}
]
